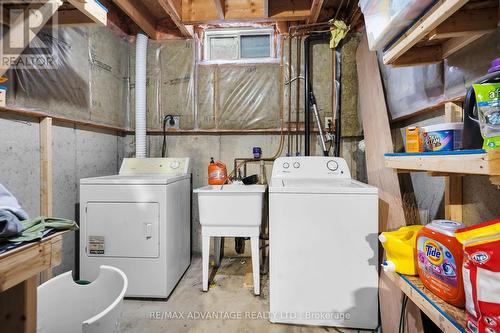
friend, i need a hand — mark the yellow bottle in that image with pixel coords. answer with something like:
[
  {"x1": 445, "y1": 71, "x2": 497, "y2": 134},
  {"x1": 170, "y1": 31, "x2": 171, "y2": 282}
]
[{"x1": 379, "y1": 225, "x2": 423, "y2": 275}]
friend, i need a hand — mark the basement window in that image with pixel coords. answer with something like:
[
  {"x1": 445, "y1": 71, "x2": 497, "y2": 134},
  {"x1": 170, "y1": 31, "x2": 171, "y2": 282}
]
[{"x1": 203, "y1": 28, "x2": 275, "y2": 62}]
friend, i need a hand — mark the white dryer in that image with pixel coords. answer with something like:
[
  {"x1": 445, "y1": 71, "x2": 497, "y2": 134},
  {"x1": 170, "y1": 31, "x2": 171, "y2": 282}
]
[
  {"x1": 269, "y1": 156, "x2": 379, "y2": 330},
  {"x1": 79, "y1": 158, "x2": 191, "y2": 298}
]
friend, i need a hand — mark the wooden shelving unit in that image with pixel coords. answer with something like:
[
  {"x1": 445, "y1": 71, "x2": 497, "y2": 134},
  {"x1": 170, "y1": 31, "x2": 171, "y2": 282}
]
[
  {"x1": 383, "y1": 0, "x2": 498, "y2": 66},
  {"x1": 384, "y1": 271, "x2": 467, "y2": 333},
  {"x1": 0, "y1": 231, "x2": 69, "y2": 332}
]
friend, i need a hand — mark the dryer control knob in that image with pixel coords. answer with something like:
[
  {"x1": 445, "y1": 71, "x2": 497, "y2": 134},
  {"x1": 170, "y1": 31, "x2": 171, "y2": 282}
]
[
  {"x1": 293, "y1": 162, "x2": 300, "y2": 169},
  {"x1": 170, "y1": 161, "x2": 180, "y2": 169},
  {"x1": 283, "y1": 162, "x2": 290, "y2": 169},
  {"x1": 327, "y1": 160, "x2": 338, "y2": 171}
]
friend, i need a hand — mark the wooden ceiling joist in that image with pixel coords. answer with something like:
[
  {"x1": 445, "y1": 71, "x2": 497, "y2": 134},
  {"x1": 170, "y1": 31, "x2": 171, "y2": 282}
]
[
  {"x1": 224, "y1": 0, "x2": 267, "y2": 21},
  {"x1": 158, "y1": 0, "x2": 193, "y2": 37},
  {"x1": 307, "y1": 0, "x2": 326, "y2": 24},
  {"x1": 181, "y1": 0, "x2": 310, "y2": 23},
  {"x1": 214, "y1": 0, "x2": 225, "y2": 20},
  {"x1": 267, "y1": 0, "x2": 310, "y2": 21},
  {"x1": 112, "y1": 0, "x2": 158, "y2": 38}
]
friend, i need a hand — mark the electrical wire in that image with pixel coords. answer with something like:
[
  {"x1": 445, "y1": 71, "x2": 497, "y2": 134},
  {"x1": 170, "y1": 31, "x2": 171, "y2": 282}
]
[
  {"x1": 399, "y1": 295, "x2": 409, "y2": 333},
  {"x1": 162, "y1": 114, "x2": 175, "y2": 157}
]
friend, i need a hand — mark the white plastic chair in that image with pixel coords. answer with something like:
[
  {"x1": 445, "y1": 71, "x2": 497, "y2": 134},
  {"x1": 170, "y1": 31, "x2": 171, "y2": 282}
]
[{"x1": 37, "y1": 265, "x2": 128, "y2": 333}]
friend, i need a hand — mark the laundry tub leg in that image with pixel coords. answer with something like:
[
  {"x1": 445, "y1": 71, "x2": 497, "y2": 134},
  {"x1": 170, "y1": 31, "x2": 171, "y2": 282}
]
[
  {"x1": 214, "y1": 237, "x2": 222, "y2": 267},
  {"x1": 202, "y1": 235, "x2": 210, "y2": 291},
  {"x1": 250, "y1": 236, "x2": 260, "y2": 295}
]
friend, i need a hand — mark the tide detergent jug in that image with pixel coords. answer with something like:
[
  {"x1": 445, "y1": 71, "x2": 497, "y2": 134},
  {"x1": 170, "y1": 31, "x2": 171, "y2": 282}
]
[
  {"x1": 416, "y1": 220, "x2": 466, "y2": 307},
  {"x1": 208, "y1": 158, "x2": 227, "y2": 185}
]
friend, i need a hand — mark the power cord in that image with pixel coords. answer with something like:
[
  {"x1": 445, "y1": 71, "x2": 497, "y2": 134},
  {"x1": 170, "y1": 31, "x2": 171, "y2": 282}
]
[
  {"x1": 399, "y1": 294, "x2": 409, "y2": 333},
  {"x1": 162, "y1": 114, "x2": 175, "y2": 157}
]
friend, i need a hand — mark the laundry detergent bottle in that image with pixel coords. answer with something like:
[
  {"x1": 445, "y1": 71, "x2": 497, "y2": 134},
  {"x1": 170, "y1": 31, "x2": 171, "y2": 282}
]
[
  {"x1": 416, "y1": 220, "x2": 466, "y2": 307},
  {"x1": 379, "y1": 225, "x2": 423, "y2": 275},
  {"x1": 208, "y1": 158, "x2": 227, "y2": 185}
]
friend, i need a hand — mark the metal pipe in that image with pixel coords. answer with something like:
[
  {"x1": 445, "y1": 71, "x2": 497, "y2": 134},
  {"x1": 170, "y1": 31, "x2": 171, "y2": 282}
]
[
  {"x1": 295, "y1": 35, "x2": 302, "y2": 156},
  {"x1": 310, "y1": 92, "x2": 328, "y2": 156},
  {"x1": 287, "y1": 36, "x2": 293, "y2": 156},
  {"x1": 304, "y1": 32, "x2": 330, "y2": 156},
  {"x1": 334, "y1": 48, "x2": 342, "y2": 157}
]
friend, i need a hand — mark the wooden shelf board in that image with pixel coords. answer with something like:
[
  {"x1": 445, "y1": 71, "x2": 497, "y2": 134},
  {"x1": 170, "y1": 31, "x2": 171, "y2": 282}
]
[
  {"x1": 67, "y1": 0, "x2": 108, "y2": 26},
  {"x1": 0, "y1": 105, "x2": 126, "y2": 133},
  {"x1": 383, "y1": 0, "x2": 498, "y2": 66},
  {"x1": 0, "y1": 230, "x2": 69, "y2": 292},
  {"x1": 2, "y1": 105, "x2": 336, "y2": 136},
  {"x1": 385, "y1": 150, "x2": 500, "y2": 176},
  {"x1": 384, "y1": 271, "x2": 466, "y2": 333},
  {"x1": 389, "y1": 95, "x2": 465, "y2": 124}
]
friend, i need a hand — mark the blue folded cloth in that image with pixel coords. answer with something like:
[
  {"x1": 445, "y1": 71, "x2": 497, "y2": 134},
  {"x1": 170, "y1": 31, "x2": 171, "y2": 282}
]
[
  {"x1": 0, "y1": 183, "x2": 29, "y2": 221},
  {"x1": 0, "y1": 210, "x2": 23, "y2": 238}
]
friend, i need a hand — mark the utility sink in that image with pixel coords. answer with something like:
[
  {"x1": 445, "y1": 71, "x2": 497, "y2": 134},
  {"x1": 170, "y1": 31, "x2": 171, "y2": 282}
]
[
  {"x1": 194, "y1": 184, "x2": 266, "y2": 294},
  {"x1": 193, "y1": 184, "x2": 266, "y2": 227}
]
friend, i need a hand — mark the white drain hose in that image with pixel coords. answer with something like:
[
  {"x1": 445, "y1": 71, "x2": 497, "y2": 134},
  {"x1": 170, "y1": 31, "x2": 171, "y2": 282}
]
[{"x1": 135, "y1": 33, "x2": 148, "y2": 158}]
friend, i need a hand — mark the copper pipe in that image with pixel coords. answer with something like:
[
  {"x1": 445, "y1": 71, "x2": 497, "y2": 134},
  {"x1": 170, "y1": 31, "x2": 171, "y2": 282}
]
[
  {"x1": 287, "y1": 35, "x2": 292, "y2": 156},
  {"x1": 233, "y1": 158, "x2": 276, "y2": 178},
  {"x1": 289, "y1": 21, "x2": 332, "y2": 34}
]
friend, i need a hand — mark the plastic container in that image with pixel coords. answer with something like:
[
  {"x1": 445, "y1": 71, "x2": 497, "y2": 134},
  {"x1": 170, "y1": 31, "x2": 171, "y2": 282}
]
[
  {"x1": 379, "y1": 225, "x2": 423, "y2": 275},
  {"x1": 208, "y1": 158, "x2": 227, "y2": 185},
  {"x1": 37, "y1": 265, "x2": 128, "y2": 333},
  {"x1": 416, "y1": 220, "x2": 466, "y2": 307},
  {"x1": 359, "y1": 0, "x2": 436, "y2": 51},
  {"x1": 422, "y1": 122, "x2": 463, "y2": 151}
]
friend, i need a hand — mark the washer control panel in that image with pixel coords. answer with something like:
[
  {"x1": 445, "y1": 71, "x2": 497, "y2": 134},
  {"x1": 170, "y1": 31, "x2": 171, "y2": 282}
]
[{"x1": 272, "y1": 157, "x2": 351, "y2": 179}]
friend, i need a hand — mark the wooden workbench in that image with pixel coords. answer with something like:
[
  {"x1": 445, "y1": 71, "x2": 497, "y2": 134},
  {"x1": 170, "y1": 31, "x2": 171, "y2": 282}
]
[{"x1": 0, "y1": 230, "x2": 68, "y2": 333}]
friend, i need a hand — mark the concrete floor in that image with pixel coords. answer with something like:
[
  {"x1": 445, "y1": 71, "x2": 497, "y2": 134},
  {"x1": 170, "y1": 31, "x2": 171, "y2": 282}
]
[{"x1": 120, "y1": 257, "x2": 367, "y2": 333}]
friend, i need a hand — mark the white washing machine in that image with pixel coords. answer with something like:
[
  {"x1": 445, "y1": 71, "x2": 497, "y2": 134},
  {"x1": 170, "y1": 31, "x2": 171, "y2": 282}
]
[
  {"x1": 79, "y1": 158, "x2": 191, "y2": 298},
  {"x1": 269, "y1": 156, "x2": 379, "y2": 330}
]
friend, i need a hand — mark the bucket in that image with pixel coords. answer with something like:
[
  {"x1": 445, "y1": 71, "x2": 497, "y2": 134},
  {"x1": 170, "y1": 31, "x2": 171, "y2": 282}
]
[{"x1": 37, "y1": 265, "x2": 128, "y2": 333}]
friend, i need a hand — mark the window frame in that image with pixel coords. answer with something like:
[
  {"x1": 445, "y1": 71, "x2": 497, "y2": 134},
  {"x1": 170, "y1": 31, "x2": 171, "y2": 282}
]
[{"x1": 203, "y1": 27, "x2": 276, "y2": 63}]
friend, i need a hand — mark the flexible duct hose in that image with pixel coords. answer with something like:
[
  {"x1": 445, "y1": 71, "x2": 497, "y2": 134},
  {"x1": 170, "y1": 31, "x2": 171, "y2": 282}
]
[{"x1": 135, "y1": 33, "x2": 148, "y2": 158}]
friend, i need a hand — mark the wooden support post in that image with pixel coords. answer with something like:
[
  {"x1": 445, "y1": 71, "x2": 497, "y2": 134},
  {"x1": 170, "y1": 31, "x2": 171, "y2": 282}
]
[
  {"x1": 0, "y1": 276, "x2": 37, "y2": 333},
  {"x1": 39, "y1": 117, "x2": 53, "y2": 282},
  {"x1": 357, "y1": 33, "x2": 424, "y2": 333},
  {"x1": 444, "y1": 102, "x2": 463, "y2": 222}
]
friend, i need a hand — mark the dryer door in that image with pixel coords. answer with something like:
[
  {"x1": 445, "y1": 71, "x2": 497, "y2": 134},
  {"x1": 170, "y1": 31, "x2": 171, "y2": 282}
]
[{"x1": 85, "y1": 202, "x2": 160, "y2": 258}]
